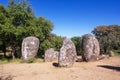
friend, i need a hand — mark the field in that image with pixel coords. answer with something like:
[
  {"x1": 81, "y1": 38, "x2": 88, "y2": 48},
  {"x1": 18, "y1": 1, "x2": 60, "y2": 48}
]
[{"x1": 0, "y1": 56, "x2": 120, "y2": 80}]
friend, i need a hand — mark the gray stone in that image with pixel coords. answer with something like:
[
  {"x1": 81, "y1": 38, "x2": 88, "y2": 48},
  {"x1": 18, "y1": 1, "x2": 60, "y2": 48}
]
[
  {"x1": 58, "y1": 38, "x2": 77, "y2": 67},
  {"x1": 98, "y1": 54, "x2": 109, "y2": 60},
  {"x1": 44, "y1": 48, "x2": 59, "y2": 62},
  {"x1": 82, "y1": 34, "x2": 100, "y2": 61},
  {"x1": 108, "y1": 50, "x2": 114, "y2": 57},
  {"x1": 21, "y1": 36, "x2": 39, "y2": 61}
]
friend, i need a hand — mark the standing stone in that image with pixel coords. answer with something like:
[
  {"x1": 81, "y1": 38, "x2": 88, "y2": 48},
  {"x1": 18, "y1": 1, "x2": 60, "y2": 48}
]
[
  {"x1": 108, "y1": 50, "x2": 114, "y2": 57},
  {"x1": 58, "y1": 38, "x2": 77, "y2": 67},
  {"x1": 44, "y1": 48, "x2": 59, "y2": 62},
  {"x1": 82, "y1": 34, "x2": 100, "y2": 61},
  {"x1": 22, "y1": 36, "x2": 39, "y2": 61}
]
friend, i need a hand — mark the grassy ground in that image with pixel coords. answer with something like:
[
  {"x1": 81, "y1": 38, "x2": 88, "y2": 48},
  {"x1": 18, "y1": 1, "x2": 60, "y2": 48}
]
[
  {"x1": 0, "y1": 50, "x2": 120, "y2": 64},
  {"x1": 0, "y1": 58, "x2": 22, "y2": 64},
  {"x1": 0, "y1": 58, "x2": 44, "y2": 64},
  {"x1": 0, "y1": 52, "x2": 44, "y2": 64},
  {"x1": 113, "y1": 50, "x2": 120, "y2": 56}
]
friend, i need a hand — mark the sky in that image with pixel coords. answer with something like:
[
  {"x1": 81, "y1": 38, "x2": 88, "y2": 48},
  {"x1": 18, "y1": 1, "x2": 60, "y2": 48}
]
[{"x1": 0, "y1": 0, "x2": 120, "y2": 38}]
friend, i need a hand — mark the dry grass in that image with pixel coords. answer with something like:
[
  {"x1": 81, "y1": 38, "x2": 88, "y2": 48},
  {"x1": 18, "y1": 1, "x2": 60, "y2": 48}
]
[{"x1": 0, "y1": 56, "x2": 120, "y2": 80}]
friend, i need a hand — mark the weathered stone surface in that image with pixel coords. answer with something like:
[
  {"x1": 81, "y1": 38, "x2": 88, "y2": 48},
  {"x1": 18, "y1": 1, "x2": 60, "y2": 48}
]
[
  {"x1": 21, "y1": 36, "x2": 39, "y2": 61},
  {"x1": 98, "y1": 54, "x2": 109, "y2": 60},
  {"x1": 44, "y1": 48, "x2": 59, "y2": 62},
  {"x1": 108, "y1": 50, "x2": 114, "y2": 57},
  {"x1": 82, "y1": 34, "x2": 100, "y2": 61},
  {"x1": 58, "y1": 38, "x2": 77, "y2": 67}
]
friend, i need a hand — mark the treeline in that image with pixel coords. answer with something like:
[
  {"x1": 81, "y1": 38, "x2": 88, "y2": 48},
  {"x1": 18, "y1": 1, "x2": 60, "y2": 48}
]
[
  {"x1": 92, "y1": 25, "x2": 120, "y2": 53},
  {"x1": 72, "y1": 25, "x2": 120, "y2": 55},
  {"x1": 0, "y1": 0, "x2": 120, "y2": 59},
  {"x1": 0, "y1": 0, "x2": 63, "y2": 59}
]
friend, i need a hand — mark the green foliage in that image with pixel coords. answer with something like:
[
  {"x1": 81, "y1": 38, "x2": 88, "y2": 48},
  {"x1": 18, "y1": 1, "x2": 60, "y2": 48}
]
[
  {"x1": 26, "y1": 58, "x2": 44, "y2": 63},
  {"x1": 113, "y1": 50, "x2": 120, "y2": 56},
  {"x1": 26, "y1": 58, "x2": 35, "y2": 63},
  {"x1": 35, "y1": 17, "x2": 54, "y2": 39},
  {"x1": 40, "y1": 39, "x2": 53, "y2": 51},
  {"x1": 0, "y1": 0, "x2": 63, "y2": 60},
  {"x1": 92, "y1": 25, "x2": 120, "y2": 53},
  {"x1": 0, "y1": 58, "x2": 22, "y2": 64},
  {"x1": 0, "y1": 58, "x2": 44, "y2": 64},
  {"x1": 40, "y1": 34, "x2": 63, "y2": 53},
  {"x1": 48, "y1": 34, "x2": 63, "y2": 51},
  {"x1": 71, "y1": 36, "x2": 82, "y2": 55}
]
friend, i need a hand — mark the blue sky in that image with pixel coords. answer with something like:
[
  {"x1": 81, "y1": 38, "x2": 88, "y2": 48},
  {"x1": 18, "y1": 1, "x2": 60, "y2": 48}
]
[{"x1": 0, "y1": 0, "x2": 120, "y2": 38}]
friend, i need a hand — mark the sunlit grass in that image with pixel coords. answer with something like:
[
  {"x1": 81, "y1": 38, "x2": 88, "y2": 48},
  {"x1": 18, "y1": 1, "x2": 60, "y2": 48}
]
[
  {"x1": 0, "y1": 58, "x2": 44, "y2": 64},
  {"x1": 113, "y1": 50, "x2": 120, "y2": 56},
  {"x1": 0, "y1": 51, "x2": 44, "y2": 64},
  {"x1": 0, "y1": 58, "x2": 22, "y2": 64}
]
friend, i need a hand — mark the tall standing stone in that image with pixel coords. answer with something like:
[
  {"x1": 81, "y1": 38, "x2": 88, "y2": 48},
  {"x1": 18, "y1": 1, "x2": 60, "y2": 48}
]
[
  {"x1": 44, "y1": 48, "x2": 59, "y2": 62},
  {"x1": 82, "y1": 34, "x2": 100, "y2": 61},
  {"x1": 58, "y1": 38, "x2": 77, "y2": 67},
  {"x1": 21, "y1": 36, "x2": 39, "y2": 61}
]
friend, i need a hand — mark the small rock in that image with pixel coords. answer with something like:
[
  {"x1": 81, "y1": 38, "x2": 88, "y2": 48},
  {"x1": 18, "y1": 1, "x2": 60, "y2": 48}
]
[
  {"x1": 44, "y1": 48, "x2": 59, "y2": 62},
  {"x1": 108, "y1": 50, "x2": 114, "y2": 57},
  {"x1": 98, "y1": 54, "x2": 109, "y2": 60}
]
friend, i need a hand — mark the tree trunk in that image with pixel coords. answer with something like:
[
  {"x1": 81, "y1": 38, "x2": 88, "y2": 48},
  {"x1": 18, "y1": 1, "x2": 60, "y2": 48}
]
[
  {"x1": 11, "y1": 51, "x2": 15, "y2": 60},
  {"x1": 11, "y1": 45, "x2": 15, "y2": 60},
  {"x1": 3, "y1": 52, "x2": 6, "y2": 58},
  {"x1": 1, "y1": 43, "x2": 7, "y2": 58},
  {"x1": 19, "y1": 45, "x2": 22, "y2": 58}
]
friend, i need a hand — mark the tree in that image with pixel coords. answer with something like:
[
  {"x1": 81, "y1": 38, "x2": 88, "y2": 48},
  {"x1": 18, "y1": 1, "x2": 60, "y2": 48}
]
[
  {"x1": 39, "y1": 34, "x2": 63, "y2": 57},
  {"x1": 0, "y1": 0, "x2": 57, "y2": 59},
  {"x1": 71, "y1": 36, "x2": 82, "y2": 55},
  {"x1": 35, "y1": 17, "x2": 54, "y2": 39},
  {"x1": 48, "y1": 34, "x2": 63, "y2": 51},
  {"x1": 6, "y1": 0, "x2": 35, "y2": 59},
  {"x1": 0, "y1": 4, "x2": 7, "y2": 57},
  {"x1": 0, "y1": 0, "x2": 35, "y2": 59},
  {"x1": 92, "y1": 25, "x2": 120, "y2": 54}
]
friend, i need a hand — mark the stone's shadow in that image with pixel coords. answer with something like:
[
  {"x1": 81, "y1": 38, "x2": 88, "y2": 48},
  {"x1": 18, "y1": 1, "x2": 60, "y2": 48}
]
[
  {"x1": 97, "y1": 65, "x2": 120, "y2": 71},
  {"x1": 76, "y1": 58, "x2": 83, "y2": 62},
  {"x1": 52, "y1": 63, "x2": 59, "y2": 67},
  {"x1": 0, "y1": 75, "x2": 13, "y2": 80}
]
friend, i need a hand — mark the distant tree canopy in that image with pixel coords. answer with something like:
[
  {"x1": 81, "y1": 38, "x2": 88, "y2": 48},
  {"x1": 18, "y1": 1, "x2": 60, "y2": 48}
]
[
  {"x1": 71, "y1": 36, "x2": 82, "y2": 55},
  {"x1": 92, "y1": 25, "x2": 120, "y2": 53},
  {"x1": 0, "y1": 0, "x2": 63, "y2": 59}
]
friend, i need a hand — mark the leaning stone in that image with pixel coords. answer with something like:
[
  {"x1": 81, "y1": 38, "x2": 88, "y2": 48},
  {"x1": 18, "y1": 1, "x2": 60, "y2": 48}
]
[
  {"x1": 44, "y1": 48, "x2": 59, "y2": 62},
  {"x1": 82, "y1": 34, "x2": 100, "y2": 61},
  {"x1": 21, "y1": 36, "x2": 39, "y2": 61},
  {"x1": 58, "y1": 38, "x2": 77, "y2": 67}
]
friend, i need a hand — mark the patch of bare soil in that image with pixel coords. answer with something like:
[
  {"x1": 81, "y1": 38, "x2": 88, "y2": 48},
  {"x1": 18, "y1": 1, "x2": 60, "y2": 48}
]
[{"x1": 0, "y1": 56, "x2": 120, "y2": 80}]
